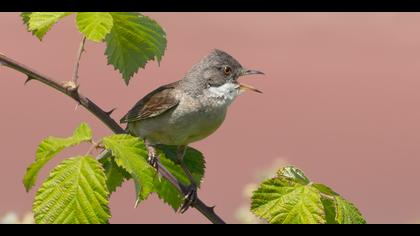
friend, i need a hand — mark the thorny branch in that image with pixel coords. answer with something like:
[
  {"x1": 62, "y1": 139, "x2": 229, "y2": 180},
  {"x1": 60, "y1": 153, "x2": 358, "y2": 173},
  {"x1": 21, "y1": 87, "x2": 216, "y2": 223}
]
[{"x1": 0, "y1": 53, "x2": 226, "y2": 224}]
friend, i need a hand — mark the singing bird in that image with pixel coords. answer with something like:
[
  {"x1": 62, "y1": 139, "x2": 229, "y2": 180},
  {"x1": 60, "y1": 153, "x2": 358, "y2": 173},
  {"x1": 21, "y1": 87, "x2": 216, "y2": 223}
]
[{"x1": 120, "y1": 49, "x2": 263, "y2": 212}]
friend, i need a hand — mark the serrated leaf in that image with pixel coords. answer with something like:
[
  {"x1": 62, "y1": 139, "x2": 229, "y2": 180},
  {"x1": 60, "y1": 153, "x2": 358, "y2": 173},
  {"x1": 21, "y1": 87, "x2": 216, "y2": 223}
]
[
  {"x1": 313, "y1": 183, "x2": 366, "y2": 224},
  {"x1": 23, "y1": 12, "x2": 72, "y2": 40},
  {"x1": 21, "y1": 12, "x2": 31, "y2": 27},
  {"x1": 251, "y1": 177, "x2": 325, "y2": 224},
  {"x1": 33, "y1": 156, "x2": 110, "y2": 224},
  {"x1": 99, "y1": 154, "x2": 131, "y2": 193},
  {"x1": 157, "y1": 145, "x2": 205, "y2": 186},
  {"x1": 76, "y1": 12, "x2": 113, "y2": 42},
  {"x1": 102, "y1": 134, "x2": 156, "y2": 202},
  {"x1": 334, "y1": 196, "x2": 366, "y2": 224},
  {"x1": 153, "y1": 145, "x2": 206, "y2": 210},
  {"x1": 23, "y1": 123, "x2": 93, "y2": 192},
  {"x1": 153, "y1": 177, "x2": 183, "y2": 211},
  {"x1": 251, "y1": 166, "x2": 366, "y2": 224},
  {"x1": 105, "y1": 12, "x2": 167, "y2": 84}
]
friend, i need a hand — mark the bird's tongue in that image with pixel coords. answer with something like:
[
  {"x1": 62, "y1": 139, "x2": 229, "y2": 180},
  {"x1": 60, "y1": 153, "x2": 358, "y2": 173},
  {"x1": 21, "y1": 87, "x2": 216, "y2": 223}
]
[{"x1": 239, "y1": 83, "x2": 262, "y2": 93}]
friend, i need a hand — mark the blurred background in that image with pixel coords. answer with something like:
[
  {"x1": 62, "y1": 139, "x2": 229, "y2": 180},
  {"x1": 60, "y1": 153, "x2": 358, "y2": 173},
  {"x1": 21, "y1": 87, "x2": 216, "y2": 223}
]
[{"x1": 1, "y1": 12, "x2": 420, "y2": 223}]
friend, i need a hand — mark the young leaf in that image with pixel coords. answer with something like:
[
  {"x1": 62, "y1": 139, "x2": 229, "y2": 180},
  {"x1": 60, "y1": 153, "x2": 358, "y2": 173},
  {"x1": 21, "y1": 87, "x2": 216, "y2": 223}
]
[
  {"x1": 23, "y1": 123, "x2": 93, "y2": 192},
  {"x1": 99, "y1": 154, "x2": 131, "y2": 193},
  {"x1": 279, "y1": 166, "x2": 310, "y2": 185},
  {"x1": 251, "y1": 176, "x2": 325, "y2": 224},
  {"x1": 153, "y1": 145, "x2": 206, "y2": 210},
  {"x1": 21, "y1": 12, "x2": 31, "y2": 27},
  {"x1": 76, "y1": 12, "x2": 113, "y2": 42},
  {"x1": 312, "y1": 183, "x2": 366, "y2": 224},
  {"x1": 22, "y1": 12, "x2": 72, "y2": 40},
  {"x1": 251, "y1": 166, "x2": 366, "y2": 224},
  {"x1": 333, "y1": 196, "x2": 366, "y2": 224},
  {"x1": 105, "y1": 12, "x2": 167, "y2": 84},
  {"x1": 33, "y1": 156, "x2": 110, "y2": 224},
  {"x1": 102, "y1": 134, "x2": 156, "y2": 201}
]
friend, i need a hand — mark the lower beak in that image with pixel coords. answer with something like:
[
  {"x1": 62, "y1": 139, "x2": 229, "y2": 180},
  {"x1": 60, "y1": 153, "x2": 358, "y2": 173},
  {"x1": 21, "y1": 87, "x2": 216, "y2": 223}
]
[
  {"x1": 239, "y1": 83, "x2": 262, "y2": 93},
  {"x1": 238, "y1": 68, "x2": 264, "y2": 93}
]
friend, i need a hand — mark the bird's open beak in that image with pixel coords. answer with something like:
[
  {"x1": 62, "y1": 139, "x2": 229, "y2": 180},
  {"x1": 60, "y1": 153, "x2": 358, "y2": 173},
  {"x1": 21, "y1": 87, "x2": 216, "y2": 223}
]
[
  {"x1": 239, "y1": 83, "x2": 262, "y2": 93},
  {"x1": 241, "y1": 69, "x2": 265, "y2": 76},
  {"x1": 238, "y1": 69, "x2": 264, "y2": 93}
]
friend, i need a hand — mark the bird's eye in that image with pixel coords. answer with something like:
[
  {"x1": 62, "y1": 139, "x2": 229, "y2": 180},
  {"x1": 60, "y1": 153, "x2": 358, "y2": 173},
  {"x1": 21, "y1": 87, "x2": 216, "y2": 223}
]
[{"x1": 223, "y1": 66, "x2": 232, "y2": 76}]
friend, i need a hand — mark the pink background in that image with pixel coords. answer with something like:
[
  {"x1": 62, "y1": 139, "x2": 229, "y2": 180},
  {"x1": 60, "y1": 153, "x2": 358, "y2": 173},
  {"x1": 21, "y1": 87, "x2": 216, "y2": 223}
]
[{"x1": 1, "y1": 12, "x2": 420, "y2": 223}]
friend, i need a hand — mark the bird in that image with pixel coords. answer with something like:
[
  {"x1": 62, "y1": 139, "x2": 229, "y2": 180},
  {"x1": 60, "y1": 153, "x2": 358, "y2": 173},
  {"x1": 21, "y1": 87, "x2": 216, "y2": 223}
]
[{"x1": 120, "y1": 49, "x2": 264, "y2": 212}]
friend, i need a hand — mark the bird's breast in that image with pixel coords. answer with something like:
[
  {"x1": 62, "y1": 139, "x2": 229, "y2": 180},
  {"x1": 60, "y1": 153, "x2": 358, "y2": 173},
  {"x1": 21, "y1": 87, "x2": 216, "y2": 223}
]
[{"x1": 131, "y1": 93, "x2": 231, "y2": 146}]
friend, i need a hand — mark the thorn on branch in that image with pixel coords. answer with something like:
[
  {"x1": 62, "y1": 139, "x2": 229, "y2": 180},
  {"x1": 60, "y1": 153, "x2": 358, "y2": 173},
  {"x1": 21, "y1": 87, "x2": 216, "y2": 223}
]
[
  {"x1": 24, "y1": 76, "x2": 34, "y2": 85},
  {"x1": 105, "y1": 108, "x2": 116, "y2": 116}
]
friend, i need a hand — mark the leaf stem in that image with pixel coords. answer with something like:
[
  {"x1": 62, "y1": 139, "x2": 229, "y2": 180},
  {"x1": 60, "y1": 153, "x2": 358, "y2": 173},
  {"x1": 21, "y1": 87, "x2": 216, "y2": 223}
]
[
  {"x1": 85, "y1": 140, "x2": 99, "y2": 156},
  {"x1": 0, "y1": 53, "x2": 226, "y2": 224},
  {"x1": 72, "y1": 36, "x2": 87, "y2": 85}
]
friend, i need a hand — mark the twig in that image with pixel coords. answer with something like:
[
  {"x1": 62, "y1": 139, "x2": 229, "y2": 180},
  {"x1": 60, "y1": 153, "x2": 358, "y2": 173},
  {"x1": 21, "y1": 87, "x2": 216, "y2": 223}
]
[
  {"x1": 85, "y1": 140, "x2": 100, "y2": 156},
  {"x1": 72, "y1": 36, "x2": 87, "y2": 85},
  {"x1": 0, "y1": 53, "x2": 226, "y2": 224}
]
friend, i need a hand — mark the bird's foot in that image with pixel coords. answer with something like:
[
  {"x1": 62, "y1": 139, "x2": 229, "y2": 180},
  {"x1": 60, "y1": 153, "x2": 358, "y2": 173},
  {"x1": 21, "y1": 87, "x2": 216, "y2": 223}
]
[
  {"x1": 147, "y1": 151, "x2": 159, "y2": 170},
  {"x1": 179, "y1": 184, "x2": 198, "y2": 213}
]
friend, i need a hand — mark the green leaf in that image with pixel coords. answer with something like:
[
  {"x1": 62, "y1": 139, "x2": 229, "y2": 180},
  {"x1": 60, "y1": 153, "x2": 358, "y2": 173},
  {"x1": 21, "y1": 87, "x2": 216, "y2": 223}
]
[
  {"x1": 23, "y1": 123, "x2": 93, "y2": 192},
  {"x1": 157, "y1": 145, "x2": 205, "y2": 186},
  {"x1": 312, "y1": 183, "x2": 366, "y2": 224},
  {"x1": 76, "y1": 12, "x2": 113, "y2": 42},
  {"x1": 251, "y1": 176, "x2": 325, "y2": 224},
  {"x1": 105, "y1": 12, "x2": 167, "y2": 84},
  {"x1": 153, "y1": 145, "x2": 206, "y2": 210},
  {"x1": 23, "y1": 12, "x2": 72, "y2": 40},
  {"x1": 333, "y1": 196, "x2": 366, "y2": 224},
  {"x1": 320, "y1": 197, "x2": 337, "y2": 224},
  {"x1": 102, "y1": 134, "x2": 156, "y2": 202},
  {"x1": 33, "y1": 156, "x2": 110, "y2": 224},
  {"x1": 251, "y1": 166, "x2": 366, "y2": 224},
  {"x1": 21, "y1": 12, "x2": 31, "y2": 27},
  {"x1": 99, "y1": 154, "x2": 131, "y2": 193}
]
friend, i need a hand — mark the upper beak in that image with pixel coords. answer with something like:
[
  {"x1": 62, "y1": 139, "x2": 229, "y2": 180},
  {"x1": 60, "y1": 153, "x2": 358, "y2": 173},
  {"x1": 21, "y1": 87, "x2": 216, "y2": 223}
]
[
  {"x1": 238, "y1": 68, "x2": 264, "y2": 93},
  {"x1": 241, "y1": 69, "x2": 265, "y2": 76}
]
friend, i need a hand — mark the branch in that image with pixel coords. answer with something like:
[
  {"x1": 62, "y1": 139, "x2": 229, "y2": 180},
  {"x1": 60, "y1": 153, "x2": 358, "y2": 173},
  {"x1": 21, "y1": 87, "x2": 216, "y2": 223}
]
[
  {"x1": 72, "y1": 36, "x2": 86, "y2": 85},
  {"x1": 0, "y1": 53, "x2": 226, "y2": 224}
]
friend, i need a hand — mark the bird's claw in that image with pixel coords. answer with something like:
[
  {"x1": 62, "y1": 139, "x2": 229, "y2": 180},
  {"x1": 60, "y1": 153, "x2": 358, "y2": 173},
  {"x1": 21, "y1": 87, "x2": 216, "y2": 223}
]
[
  {"x1": 148, "y1": 152, "x2": 159, "y2": 170},
  {"x1": 179, "y1": 184, "x2": 197, "y2": 213}
]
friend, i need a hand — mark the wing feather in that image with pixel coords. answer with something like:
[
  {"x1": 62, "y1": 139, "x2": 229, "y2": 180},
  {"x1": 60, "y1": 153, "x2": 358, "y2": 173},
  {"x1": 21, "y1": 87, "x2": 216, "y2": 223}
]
[{"x1": 120, "y1": 81, "x2": 180, "y2": 123}]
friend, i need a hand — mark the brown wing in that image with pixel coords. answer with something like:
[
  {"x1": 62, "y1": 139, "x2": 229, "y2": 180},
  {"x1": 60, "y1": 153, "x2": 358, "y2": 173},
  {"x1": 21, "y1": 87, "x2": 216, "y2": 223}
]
[{"x1": 120, "y1": 81, "x2": 180, "y2": 123}]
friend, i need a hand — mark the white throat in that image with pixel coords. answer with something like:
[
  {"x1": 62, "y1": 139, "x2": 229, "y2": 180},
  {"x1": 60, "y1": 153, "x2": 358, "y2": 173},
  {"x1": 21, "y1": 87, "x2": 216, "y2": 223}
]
[{"x1": 206, "y1": 82, "x2": 240, "y2": 107}]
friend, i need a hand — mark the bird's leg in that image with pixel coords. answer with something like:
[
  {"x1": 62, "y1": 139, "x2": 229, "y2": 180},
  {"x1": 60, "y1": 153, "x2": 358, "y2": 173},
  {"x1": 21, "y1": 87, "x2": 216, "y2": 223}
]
[
  {"x1": 145, "y1": 142, "x2": 159, "y2": 170},
  {"x1": 177, "y1": 145, "x2": 198, "y2": 213}
]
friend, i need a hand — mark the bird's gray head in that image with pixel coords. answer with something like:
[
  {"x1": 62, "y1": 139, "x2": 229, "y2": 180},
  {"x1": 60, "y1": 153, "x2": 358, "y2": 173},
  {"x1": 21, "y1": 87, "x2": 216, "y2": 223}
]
[{"x1": 181, "y1": 49, "x2": 263, "y2": 95}]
